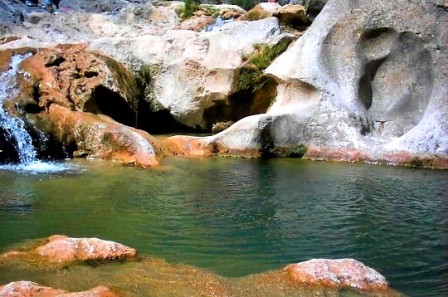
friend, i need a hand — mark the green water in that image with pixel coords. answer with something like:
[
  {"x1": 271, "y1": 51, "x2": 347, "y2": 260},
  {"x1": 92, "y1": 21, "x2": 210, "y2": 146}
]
[{"x1": 0, "y1": 157, "x2": 446, "y2": 296}]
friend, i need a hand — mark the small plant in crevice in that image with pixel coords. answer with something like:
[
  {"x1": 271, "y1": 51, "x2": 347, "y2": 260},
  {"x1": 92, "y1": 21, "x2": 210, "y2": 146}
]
[
  {"x1": 287, "y1": 144, "x2": 307, "y2": 158},
  {"x1": 236, "y1": 41, "x2": 290, "y2": 93},
  {"x1": 176, "y1": 0, "x2": 201, "y2": 20},
  {"x1": 249, "y1": 42, "x2": 290, "y2": 70},
  {"x1": 135, "y1": 64, "x2": 159, "y2": 95}
]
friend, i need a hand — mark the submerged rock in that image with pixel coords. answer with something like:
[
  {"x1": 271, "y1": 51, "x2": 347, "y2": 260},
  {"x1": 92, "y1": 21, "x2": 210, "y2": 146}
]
[
  {"x1": 0, "y1": 281, "x2": 118, "y2": 297},
  {"x1": 285, "y1": 259, "x2": 389, "y2": 291},
  {"x1": 36, "y1": 235, "x2": 137, "y2": 263},
  {"x1": 3, "y1": 235, "x2": 137, "y2": 263}
]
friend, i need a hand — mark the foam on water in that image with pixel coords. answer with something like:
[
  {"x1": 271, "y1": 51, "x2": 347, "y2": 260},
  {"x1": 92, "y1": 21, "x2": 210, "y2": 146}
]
[{"x1": 0, "y1": 160, "x2": 73, "y2": 174}]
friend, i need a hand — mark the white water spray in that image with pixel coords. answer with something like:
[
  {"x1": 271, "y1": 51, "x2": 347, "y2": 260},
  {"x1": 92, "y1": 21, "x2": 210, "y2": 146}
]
[
  {"x1": 0, "y1": 54, "x2": 70, "y2": 173},
  {"x1": 0, "y1": 54, "x2": 36, "y2": 165}
]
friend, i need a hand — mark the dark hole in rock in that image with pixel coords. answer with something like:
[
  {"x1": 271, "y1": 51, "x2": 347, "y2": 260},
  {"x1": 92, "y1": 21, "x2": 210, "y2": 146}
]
[
  {"x1": 86, "y1": 86, "x2": 136, "y2": 127},
  {"x1": 84, "y1": 71, "x2": 99, "y2": 78},
  {"x1": 24, "y1": 103, "x2": 42, "y2": 114},
  {"x1": 203, "y1": 78, "x2": 277, "y2": 131},
  {"x1": 358, "y1": 57, "x2": 386, "y2": 110},
  {"x1": 32, "y1": 84, "x2": 40, "y2": 102},
  {"x1": 136, "y1": 100, "x2": 199, "y2": 134},
  {"x1": 0, "y1": 129, "x2": 20, "y2": 163},
  {"x1": 44, "y1": 56, "x2": 65, "y2": 68},
  {"x1": 26, "y1": 128, "x2": 67, "y2": 161},
  {"x1": 361, "y1": 27, "x2": 395, "y2": 41}
]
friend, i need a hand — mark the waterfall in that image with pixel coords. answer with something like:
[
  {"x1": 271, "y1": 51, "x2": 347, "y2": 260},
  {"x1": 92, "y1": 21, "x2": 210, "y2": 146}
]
[
  {"x1": 0, "y1": 54, "x2": 36, "y2": 165},
  {"x1": 0, "y1": 54, "x2": 72, "y2": 173}
]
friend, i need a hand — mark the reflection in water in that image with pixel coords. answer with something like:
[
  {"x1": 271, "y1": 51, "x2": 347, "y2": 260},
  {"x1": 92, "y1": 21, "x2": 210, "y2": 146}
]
[
  {"x1": 0, "y1": 176, "x2": 34, "y2": 214},
  {"x1": 0, "y1": 158, "x2": 446, "y2": 296}
]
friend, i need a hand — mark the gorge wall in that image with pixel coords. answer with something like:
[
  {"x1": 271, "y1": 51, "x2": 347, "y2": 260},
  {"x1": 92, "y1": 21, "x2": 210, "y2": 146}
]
[{"x1": 0, "y1": 0, "x2": 446, "y2": 168}]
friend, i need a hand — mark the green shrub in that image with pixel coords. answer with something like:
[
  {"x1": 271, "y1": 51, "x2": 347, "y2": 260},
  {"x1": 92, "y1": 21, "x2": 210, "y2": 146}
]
[{"x1": 176, "y1": 0, "x2": 200, "y2": 20}]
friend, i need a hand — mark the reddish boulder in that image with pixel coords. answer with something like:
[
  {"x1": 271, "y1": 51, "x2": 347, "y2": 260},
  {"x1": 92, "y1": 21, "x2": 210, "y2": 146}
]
[
  {"x1": 0, "y1": 282, "x2": 118, "y2": 297},
  {"x1": 285, "y1": 259, "x2": 389, "y2": 291},
  {"x1": 34, "y1": 104, "x2": 161, "y2": 167},
  {"x1": 34, "y1": 235, "x2": 137, "y2": 263},
  {"x1": 0, "y1": 281, "x2": 65, "y2": 297}
]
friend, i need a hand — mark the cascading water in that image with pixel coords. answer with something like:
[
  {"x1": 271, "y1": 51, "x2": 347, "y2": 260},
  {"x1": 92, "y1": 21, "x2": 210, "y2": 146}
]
[
  {"x1": 0, "y1": 54, "x2": 70, "y2": 173},
  {"x1": 0, "y1": 54, "x2": 36, "y2": 165}
]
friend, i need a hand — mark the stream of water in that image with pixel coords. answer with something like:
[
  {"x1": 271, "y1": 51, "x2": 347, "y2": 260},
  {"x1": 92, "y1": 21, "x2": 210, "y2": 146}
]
[{"x1": 0, "y1": 158, "x2": 446, "y2": 296}]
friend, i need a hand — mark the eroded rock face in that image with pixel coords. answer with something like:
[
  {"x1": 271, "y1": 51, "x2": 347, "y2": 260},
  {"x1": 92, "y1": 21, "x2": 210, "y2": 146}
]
[
  {"x1": 285, "y1": 259, "x2": 388, "y2": 291},
  {"x1": 137, "y1": 17, "x2": 285, "y2": 131},
  {"x1": 1, "y1": 45, "x2": 166, "y2": 167},
  {"x1": 18, "y1": 45, "x2": 139, "y2": 126},
  {"x1": 171, "y1": 0, "x2": 447, "y2": 167},
  {"x1": 0, "y1": 281, "x2": 118, "y2": 297}
]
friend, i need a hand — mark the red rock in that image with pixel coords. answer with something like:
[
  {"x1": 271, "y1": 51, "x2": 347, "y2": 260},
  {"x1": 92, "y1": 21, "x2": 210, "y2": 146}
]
[
  {"x1": 0, "y1": 281, "x2": 65, "y2": 297},
  {"x1": 0, "y1": 282, "x2": 118, "y2": 297},
  {"x1": 35, "y1": 235, "x2": 137, "y2": 263},
  {"x1": 285, "y1": 259, "x2": 389, "y2": 291},
  {"x1": 37, "y1": 104, "x2": 161, "y2": 168}
]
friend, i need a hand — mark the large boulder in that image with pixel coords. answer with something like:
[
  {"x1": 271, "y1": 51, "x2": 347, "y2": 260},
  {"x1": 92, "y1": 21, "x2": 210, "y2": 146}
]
[
  {"x1": 167, "y1": 0, "x2": 448, "y2": 168},
  {"x1": 285, "y1": 259, "x2": 389, "y2": 291},
  {"x1": 0, "y1": 281, "x2": 118, "y2": 297},
  {"x1": 3, "y1": 235, "x2": 137, "y2": 263}
]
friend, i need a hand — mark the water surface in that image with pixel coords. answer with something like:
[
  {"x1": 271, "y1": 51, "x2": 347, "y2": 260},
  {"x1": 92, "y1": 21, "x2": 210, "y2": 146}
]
[{"x1": 0, "y1": 157, "x2": 446, "y2": 296}]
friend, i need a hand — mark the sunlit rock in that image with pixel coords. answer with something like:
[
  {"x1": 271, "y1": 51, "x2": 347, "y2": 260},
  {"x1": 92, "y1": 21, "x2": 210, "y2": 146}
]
[
  {"x1": 285, "y1": 259, "x2": 389, "y2": 291},
  {"x1": 36, "y1": 235, "x2": 137, "y2": 262},
  {"x1": 170, "y1": 0, "x2": 448, "y2": 167},
  {"x1": 2, "y1": 45, "x2": 167, "y2": 167},
  {"x1": 246, "y1": 3, "x2": 281, "y2": 20},
  {"x1": 0, "y1": 281, "x2": 65, "y2": 297},
  {"x1": 0, "y1": 281, "x2": 118, "y2": 297}
]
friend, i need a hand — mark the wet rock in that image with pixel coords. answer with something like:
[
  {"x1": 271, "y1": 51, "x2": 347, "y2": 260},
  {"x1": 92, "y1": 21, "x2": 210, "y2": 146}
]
[
  {"x1": 0, "y1": 281, "x2": 118, "y2": 297},
  {"x1": 0, "y1": 281, "x2": 65, "y2": 297},
  {"x1": 34, "y1": 235, "x2": 137, "y2": 263},
  {"x1": 2, "y1": 45, "x2": 167, "y2": 167},
  {"x1": 285, "y1": 259, "x2": 389, "y2": 291},
  {"x1": 32, "y1": 104, "x2": 162, "y2": 167}
]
